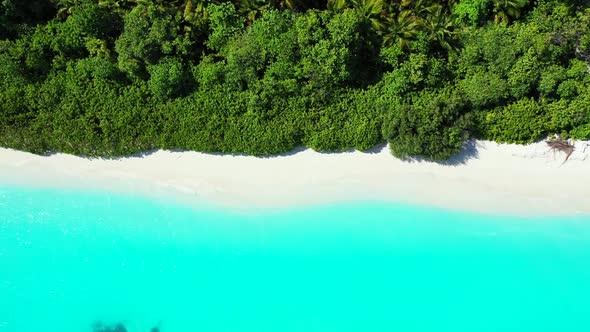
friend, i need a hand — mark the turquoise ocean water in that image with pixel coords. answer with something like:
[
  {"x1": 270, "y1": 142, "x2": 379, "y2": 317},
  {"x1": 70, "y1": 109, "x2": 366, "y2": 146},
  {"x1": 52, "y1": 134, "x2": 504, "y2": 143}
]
[{"x1": 1, "y1": 184, "x2": 590, "y2": 332}]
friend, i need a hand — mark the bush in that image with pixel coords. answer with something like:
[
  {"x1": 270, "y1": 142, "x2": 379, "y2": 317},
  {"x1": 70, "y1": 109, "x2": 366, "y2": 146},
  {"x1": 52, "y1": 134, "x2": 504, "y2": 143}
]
[
  {"x1": 0, "y1": 0, "x2": 589, "y2": 160},
  {"x1": 382, "y1": 88, "x2": 473, "y2": 160},
  {"x1": 567, "y1": 90, "x2": 590, "y2": 139},
  {"x1": 304, "y1": 89, "x2": 383, "y2": 152},
  {"x1": 147, "y1": 57, "x2": 186, "y2": 100},
  {"x1": 460, "y1": 69, "x2": 509, "y2": 109},
  {"x1": 115, "y1": 4, "x2": 188, "y2": 80},
  {"x1": 453, "y1": 0, "x2": 492, "y2": 26},
  {"x1": 482, "y1": 98, "x2": 546, "y2": 143}
]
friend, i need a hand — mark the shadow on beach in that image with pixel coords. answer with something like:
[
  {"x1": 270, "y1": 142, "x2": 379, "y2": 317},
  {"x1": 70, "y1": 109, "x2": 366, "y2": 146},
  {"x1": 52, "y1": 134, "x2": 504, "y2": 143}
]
[
  {"x1": 40, "y1": 140, "x2": 480, "y2": 164},
  {"x1": 397, "y1": 139, "x2": 481, "y2": 166}
]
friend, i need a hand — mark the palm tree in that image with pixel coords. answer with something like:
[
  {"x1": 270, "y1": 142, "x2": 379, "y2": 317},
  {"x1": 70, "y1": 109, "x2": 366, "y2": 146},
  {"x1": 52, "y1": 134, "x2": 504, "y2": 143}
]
[
  {"x1": 431, "y1": 0, "x2": 458, "y2": 10},
  {"x1": 353, "y1": 0, "x2": 386, "y2": 31},
  {"x1": 424, "y1": 5, "x2": 457, "y2": 51},
  {"x1": 400, "y1": 0, "x2": 437, "y2": 16},
  {"x1": 183, "y1": 0, "x2": 209, "y2": 29},
  {"x1": 97, "y1": 0, "x2": 136, "y2": 9},
  {"x1": 327, "y1": 0, "x2": 386, "y2": 32},
  {"x1": 382, "y1": 10, "x2": 422, "y2": 49},
  {"x1": 97, "y1": 0, "x2": 186, "y2": 12},
  {"x1": 237, "y1": 0, "x2": 269, "y2": 25},
  {"x1": 492, "y1": 0, "x2": 529, "y2": 24},
  {"x1": 54, "y1": 0, "x2": 78, "y2": 19},
  {"x1": 327, "y1": 0, "x2": 347, "y2": 11},
  {"x1": 270, "y1": 0, "x2": 296, "y2": 10}
]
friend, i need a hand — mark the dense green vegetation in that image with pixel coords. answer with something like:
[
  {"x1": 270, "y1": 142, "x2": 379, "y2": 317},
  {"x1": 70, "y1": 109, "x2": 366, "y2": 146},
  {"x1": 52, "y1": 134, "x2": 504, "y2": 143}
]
[{"x1": 0, "y1": 0, "x2": 588, "y2": 160}]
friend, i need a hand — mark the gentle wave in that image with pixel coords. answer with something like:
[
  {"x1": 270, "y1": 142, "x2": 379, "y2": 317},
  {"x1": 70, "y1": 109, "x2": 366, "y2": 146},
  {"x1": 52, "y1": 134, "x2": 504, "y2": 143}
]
[{"x1": 1, "y1": 185, "x2": 590, "y2": 331}]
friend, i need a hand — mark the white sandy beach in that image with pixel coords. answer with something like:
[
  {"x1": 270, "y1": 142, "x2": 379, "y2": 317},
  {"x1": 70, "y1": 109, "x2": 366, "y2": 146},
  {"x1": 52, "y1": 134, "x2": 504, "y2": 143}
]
[{"x1": 0, "y1": 140, "x2": 589, "y2": 215}]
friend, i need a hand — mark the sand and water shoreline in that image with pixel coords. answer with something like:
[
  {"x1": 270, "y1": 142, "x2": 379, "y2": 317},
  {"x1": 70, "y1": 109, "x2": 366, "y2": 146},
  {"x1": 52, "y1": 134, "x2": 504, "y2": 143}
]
[{"x1": 1, "y1": 140, "x2": 589, "y2": 216}]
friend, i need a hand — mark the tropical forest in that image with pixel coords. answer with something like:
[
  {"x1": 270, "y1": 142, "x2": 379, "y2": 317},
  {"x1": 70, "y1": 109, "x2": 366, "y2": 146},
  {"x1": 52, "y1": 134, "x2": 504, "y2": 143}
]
[{"x1": 0, "y1": 0, "x2": 589, "y2": 159}]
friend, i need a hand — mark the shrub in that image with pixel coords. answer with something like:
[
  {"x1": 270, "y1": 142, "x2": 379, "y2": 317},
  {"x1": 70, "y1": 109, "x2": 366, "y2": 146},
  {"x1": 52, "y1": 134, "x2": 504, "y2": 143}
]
[
  {"x1": 460, "y1": 69, "x2": 509, "y2": 109},
  {"x1": 147, "y1": 57, "x2": 186, "y2": 100},
  {"x1": 453, "y1": 0, "x2": 492, "y2": 26},
  {"x1": 482, "y1": 98, "x2": 546, "y2": 143},
  {"x1": 382, "y1": 88, "x2": 473, "y2": 160}
]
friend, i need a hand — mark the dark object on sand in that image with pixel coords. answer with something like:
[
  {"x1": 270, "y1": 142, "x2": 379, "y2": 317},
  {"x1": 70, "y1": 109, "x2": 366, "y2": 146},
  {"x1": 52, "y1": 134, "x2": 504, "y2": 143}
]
[
  {"x1": 546, "y1": 135, "x2": 575, "y2": 164},
  {"x1": 150, "y1": 327, "x2": 160, "y2": 332}
]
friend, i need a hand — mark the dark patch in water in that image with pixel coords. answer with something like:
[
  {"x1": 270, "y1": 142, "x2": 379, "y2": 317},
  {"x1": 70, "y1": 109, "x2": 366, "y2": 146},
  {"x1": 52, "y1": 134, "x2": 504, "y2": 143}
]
[
  {"x1": 92, "y1": 321, "x2": 160, "y2": 332},
  {"x1": 92, "y1": 321, "x2": 127, "y2": 332}
]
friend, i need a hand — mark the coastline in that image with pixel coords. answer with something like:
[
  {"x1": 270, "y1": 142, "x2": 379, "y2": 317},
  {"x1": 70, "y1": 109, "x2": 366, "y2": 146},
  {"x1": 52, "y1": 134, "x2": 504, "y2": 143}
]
[{"x1": 1, "y1": 140, "x2": 589, "y2": 216}]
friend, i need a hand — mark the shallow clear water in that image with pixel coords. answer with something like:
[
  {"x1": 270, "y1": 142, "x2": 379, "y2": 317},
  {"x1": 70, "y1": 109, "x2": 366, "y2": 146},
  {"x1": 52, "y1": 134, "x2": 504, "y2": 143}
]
[{"x1": 1, "y1": 185, "x2": 590, "y2": 332}]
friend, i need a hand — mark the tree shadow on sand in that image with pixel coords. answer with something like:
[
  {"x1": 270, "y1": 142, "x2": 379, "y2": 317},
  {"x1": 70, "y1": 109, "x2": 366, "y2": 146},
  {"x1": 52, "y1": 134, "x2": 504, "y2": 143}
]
[
  {"x1": 398, "y1": 139, "x2": 481, "y2": 166},
  {"x1": 41, "y1": 140, "x2": 480, "y2": 164}
]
